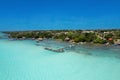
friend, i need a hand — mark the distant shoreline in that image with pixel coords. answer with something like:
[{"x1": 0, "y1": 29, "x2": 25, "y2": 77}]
[{"x1": 2, "y1": 29, "x2": 120, "y2": 46}]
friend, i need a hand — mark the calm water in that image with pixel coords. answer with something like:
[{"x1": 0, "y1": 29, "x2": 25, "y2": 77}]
[{"x1": 0, "y1": 33, "x2": 120, "y2": 80}]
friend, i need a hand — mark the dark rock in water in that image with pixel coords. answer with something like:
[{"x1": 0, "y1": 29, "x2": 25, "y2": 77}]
[
  {"x1": 35, "y1": 44, "x2": 41, "y2": 46},
  {"x1": 36, "y1": 41, "x2": 40, "y2": 43},
  {"x1": 113, "y1": 44, "x2": 120, "y2": 46},
  {"x1": 44, "y1": 47, "x2": 64, "y2": 53}
]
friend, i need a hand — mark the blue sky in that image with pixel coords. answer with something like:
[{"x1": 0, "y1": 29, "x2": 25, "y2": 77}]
[{"x1": 0, "y1": 0, "x2": 120, "y2": 31}]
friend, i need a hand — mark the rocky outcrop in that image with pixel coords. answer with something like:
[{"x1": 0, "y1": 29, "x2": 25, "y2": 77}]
[{"x1": 64, "y1": 37, "x2": 70, "y2": 41}]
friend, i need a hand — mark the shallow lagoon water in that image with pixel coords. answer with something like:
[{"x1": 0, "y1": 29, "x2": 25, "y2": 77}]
[{"x1": 0, "y1": 38, "x2": 120, "y2": 80}]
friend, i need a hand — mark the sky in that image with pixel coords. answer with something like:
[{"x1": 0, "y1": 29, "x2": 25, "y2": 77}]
[{"x1": 0, "y1": 0, "x2": 120, "y2": 31}]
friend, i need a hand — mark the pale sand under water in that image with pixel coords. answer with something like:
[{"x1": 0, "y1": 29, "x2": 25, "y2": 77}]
[{"x1": 0, "y1": 37, "x2": 120, "y2": 80}]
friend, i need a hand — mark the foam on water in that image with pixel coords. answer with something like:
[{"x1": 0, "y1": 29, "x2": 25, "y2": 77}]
[{"x1": 0, "y1": 38, "x2": 120, "y2": 80}]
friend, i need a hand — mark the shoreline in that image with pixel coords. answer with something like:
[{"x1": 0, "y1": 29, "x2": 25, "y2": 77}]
[
  {"x1": 1, "y1": 29, "x2": 120, "y2": 47},
  {"x1": 7, "y1": 37, "x2": 115, "y2": 48}
]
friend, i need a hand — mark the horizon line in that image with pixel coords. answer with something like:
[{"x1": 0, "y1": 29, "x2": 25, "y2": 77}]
[{"x1": 1, "y1": 28, "x2": 120, "y2": 32}]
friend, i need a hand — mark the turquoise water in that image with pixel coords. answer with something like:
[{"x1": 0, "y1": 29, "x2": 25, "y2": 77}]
[{"x1": 0, "y1": 35, "x2": 120, "y2": 80}]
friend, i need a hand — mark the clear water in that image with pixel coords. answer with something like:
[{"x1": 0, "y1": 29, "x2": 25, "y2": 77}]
[{"x1": 0, "y1": 34, "x2": 120, "y2": 80}]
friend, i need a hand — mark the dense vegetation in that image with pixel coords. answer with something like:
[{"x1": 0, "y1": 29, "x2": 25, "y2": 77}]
[{"x1": 5, "y1": 29, "x2": 120, "y2": 44}]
